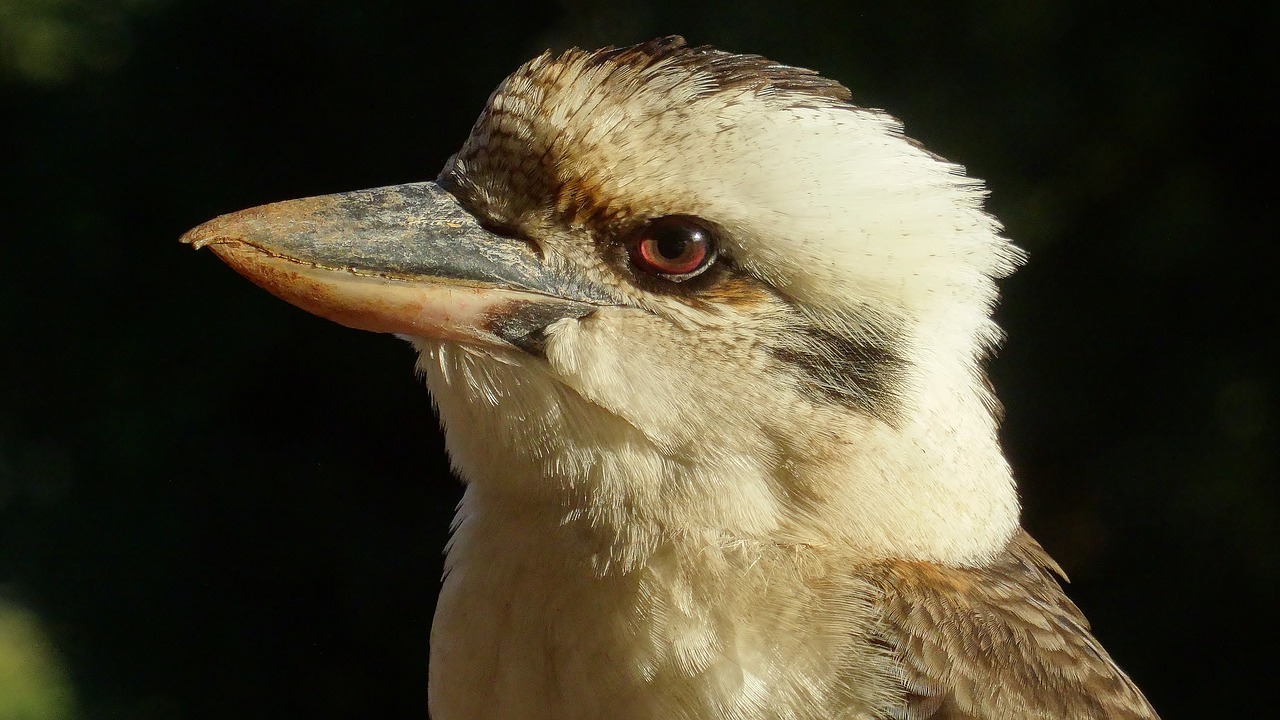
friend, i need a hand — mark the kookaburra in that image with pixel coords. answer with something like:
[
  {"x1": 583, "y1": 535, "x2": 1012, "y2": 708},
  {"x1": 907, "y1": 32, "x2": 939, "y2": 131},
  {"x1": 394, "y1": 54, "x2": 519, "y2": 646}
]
[{"x1": 183, "y1": 37, "x2": 1159, "y2": 720}]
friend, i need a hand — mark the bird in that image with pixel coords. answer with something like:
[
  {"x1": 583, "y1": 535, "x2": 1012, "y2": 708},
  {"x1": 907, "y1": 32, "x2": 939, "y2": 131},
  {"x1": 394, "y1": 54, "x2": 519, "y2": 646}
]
[{"x1": 182, "y1": 36, "x2": 1160, "y2": 720}]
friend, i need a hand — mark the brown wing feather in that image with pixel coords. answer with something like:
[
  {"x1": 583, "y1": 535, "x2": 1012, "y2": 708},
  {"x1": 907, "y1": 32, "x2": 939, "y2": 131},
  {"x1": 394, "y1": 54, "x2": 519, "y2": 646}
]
[{"x1": 869, "y1": 530, "x2": 1160, "y2": 720}]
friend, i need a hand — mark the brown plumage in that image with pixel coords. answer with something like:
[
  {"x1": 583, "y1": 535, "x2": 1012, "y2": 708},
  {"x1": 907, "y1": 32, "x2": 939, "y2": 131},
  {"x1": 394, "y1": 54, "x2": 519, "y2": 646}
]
[{"x1": 871, "y1": 532, "x2": 1158, "y2": 719}]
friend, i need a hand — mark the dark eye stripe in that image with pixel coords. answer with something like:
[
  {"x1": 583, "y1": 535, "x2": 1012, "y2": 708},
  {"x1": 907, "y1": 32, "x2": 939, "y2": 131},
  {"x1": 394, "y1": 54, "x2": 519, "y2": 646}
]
[{"x1": 767, "y1": 321, "x2": 907, "y2": 423}]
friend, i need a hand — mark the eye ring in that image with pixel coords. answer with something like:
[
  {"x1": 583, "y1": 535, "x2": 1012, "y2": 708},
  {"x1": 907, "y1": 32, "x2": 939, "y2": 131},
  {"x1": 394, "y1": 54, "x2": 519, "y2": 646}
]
[{"x1": 628, "y1": 216, "x2": 718, "y2": 281}]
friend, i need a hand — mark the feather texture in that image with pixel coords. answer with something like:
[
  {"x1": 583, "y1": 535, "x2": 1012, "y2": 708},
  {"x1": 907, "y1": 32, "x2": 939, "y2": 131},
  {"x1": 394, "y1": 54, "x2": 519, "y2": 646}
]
[
  {"x1": 870, "y1": 531, "x2": 1160, "y2": 719},
  {"x1": 187, "y1": 35, "x2": 1163, "y2": 720}
]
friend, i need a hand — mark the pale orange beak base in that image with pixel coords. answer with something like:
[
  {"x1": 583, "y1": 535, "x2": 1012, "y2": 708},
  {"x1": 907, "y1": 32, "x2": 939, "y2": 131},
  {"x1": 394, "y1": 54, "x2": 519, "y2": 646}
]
[{"x1": 180, "y1": 182, "x2": 613, "y2": 350}]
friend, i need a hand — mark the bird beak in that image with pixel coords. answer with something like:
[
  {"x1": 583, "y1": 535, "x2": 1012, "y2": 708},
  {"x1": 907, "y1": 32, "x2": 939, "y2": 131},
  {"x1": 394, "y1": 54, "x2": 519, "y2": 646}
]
[{"x1": 180, "y1": 182, "x2": 614, "y2": 349}]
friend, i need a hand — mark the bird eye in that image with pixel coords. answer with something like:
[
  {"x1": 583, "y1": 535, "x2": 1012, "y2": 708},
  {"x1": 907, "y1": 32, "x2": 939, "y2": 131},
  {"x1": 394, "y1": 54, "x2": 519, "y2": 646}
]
[{"x1": 628, "y1": 216, "x2": 718, "y2": 281}]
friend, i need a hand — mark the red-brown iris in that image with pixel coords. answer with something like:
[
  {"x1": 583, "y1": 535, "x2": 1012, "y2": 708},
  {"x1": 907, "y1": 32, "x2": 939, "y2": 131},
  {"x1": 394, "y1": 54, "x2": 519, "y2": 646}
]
[{"x1": 629, "y1": 216, "x2": 718, "y2": 281}]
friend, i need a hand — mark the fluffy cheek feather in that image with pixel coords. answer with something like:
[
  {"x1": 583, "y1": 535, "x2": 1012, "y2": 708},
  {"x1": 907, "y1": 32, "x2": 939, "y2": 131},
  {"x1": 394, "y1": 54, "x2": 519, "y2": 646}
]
[
  {"x1": 544, "y1": 309, "x2": 783, "y2": 453},
  {"x1": 543, "y1": 311, "x2": 1016, "y2": 563},
  {"x1": 416, "y1": 295, "x2": 1018, "y2": 567}
]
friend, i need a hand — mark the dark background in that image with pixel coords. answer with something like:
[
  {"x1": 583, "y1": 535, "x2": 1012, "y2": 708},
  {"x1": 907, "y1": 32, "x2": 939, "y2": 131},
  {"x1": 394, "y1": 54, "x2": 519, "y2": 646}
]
[{"x1": 1, "y1": 1, "x2": 1275, "y2": 718}]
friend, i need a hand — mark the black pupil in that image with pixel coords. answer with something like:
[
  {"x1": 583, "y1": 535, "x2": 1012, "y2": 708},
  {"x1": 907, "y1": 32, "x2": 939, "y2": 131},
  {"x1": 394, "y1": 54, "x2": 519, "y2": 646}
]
[{"x1": 653, "y1": 225, "x2": 697, "y2": 259}]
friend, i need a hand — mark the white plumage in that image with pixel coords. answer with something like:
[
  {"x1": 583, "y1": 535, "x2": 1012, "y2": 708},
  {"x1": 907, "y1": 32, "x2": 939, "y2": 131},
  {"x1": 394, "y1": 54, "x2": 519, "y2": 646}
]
[{"x1": 183, "y1": 36, "x2": 1159, "y2": 720}]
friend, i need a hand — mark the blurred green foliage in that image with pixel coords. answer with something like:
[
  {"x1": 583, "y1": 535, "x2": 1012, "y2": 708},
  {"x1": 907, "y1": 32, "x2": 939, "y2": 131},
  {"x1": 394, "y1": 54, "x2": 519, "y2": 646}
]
[
  {"x1": 0, "y1": 1, "x2": 1275, "y2": 718},
  {"x1": 0, "y1": 0, "x2": 159, "y2": 86},
  {"x1": 0, "y1": 600, "x2": 78, "y2": 720}
]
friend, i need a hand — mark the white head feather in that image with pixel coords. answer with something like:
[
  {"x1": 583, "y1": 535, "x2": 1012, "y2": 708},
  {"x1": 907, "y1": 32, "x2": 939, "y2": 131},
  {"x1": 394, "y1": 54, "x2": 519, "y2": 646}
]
[{"x1": 422, "y1": 38, "x2": 1025, "y2": 571}]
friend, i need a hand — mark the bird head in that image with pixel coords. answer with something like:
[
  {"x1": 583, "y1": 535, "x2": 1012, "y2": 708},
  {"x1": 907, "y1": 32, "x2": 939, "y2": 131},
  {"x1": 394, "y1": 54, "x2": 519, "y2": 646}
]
[{"x1": 183, "y1": 37, "x2": 1025, "y2": 569}]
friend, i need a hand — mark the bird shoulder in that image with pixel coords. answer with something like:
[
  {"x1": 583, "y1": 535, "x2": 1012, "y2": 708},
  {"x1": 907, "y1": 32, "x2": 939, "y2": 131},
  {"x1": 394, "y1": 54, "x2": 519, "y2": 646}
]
[{"x1": 865, "y1": 530, "x2": 1160, "y2": 720}]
